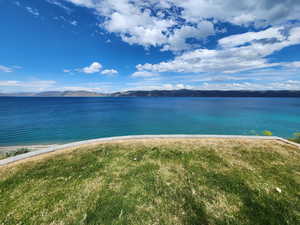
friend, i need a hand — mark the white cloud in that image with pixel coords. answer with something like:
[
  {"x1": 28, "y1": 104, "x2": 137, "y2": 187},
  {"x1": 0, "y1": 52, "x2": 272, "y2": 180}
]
[
  {"x1": 131, "y1": 71, "x2": 160, "y2": 77},
  {"x1": 174, "y1": 0, "x2": 300, "y2": 27},
  {"x1": 190, "y1": 75, "x2": 257, "y2": 82},
  {"x1": 70, "y1": 20, "x2": 78, "y2": 26},
  {"x1": 25, "y1": 7, "x2": 39, "y2": 16},
  {"x1": 218, "y1": 26, "x2": 285, "y2": 48},
  {"x1": 0, "y1": 65, "x2": 13, "y2": 73},
  {"x1": 0, "y1": 80, "x2": 56, "y2": 91},
  {"x1": 124, "y1": 83, "x2": 194, "y2": 91},
  {"x1": 65, "y1": 62, "x2": 118, "y2": 76},
  {"x1": 82, "y1": 62, "x2": 102, "y2": 74},
  {"x1": 198, "y1": 80, "x2": 300, "y2": 90},
  {"x1": 60, "y1": 82, "x2": 113, "y2": 92},
  {"x1": 65, "y1": 0, "x2": 95, "y2": 8},
  {"x1": 174, "y1": 84, "x2": 188, "y2": 89},
  {"x1": 137, "y1": 26, "x2": 300, "y2": 74},
  {"x1": 46, "y1": 0, "x2": 72, "y2": 13},
  {"x1": 53, "y1": 15, "x2": 79, "y2": 27},
  {"x1": 64, "y1": 0, "x2": 300, "y2": 52},
  {"x1": 161, "y1": 22, "x2": 215, "y2": 51},
  {"x1": 282, "y1": 61, "x2": 300, "y2": 68},
  {"x1": 0, "y1": 80, "x2": 19, "y2": 86},
  {"x1": 60, "y1": 86, "x2": 104, "y2": 92},
  {"x1": 103, "y1": 7, "x2": 174, "y2": 48},
  {"x1": 101, "y1": 69, "x2": 118, "y2": 75},
  {"x1": 65, "y1": 0, "x2": 215, "y2": 51},
  {"x1": 0, "y1": 80, "x2": 115, "y2": 93}
]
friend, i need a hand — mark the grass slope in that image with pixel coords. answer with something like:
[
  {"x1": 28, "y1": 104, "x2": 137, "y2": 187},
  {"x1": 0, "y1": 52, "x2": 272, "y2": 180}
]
[{"x1": 0, "y1": 138, "x2": 299, "y2": 225}]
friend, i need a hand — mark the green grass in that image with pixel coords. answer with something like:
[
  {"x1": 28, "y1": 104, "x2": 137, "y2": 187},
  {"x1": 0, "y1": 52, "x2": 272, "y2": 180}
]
[
  {"x1": 289, "y1": 139, "x2": 300, "y2": 144},
  {"x1": 290, "y1": 138, "x2": 300, "y2": 144},
  {"x1": 0, "y1": 139, "x2": 299, "y2": 225},
  {"x1": 289, "y1": 133, "x2": 300, "y2": 144}
]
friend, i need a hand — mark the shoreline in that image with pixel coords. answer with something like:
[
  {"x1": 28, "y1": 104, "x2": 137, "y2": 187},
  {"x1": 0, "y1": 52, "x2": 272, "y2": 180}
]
[{"x1": 1, "y1": 134, "x2": 300, "y2": 166}]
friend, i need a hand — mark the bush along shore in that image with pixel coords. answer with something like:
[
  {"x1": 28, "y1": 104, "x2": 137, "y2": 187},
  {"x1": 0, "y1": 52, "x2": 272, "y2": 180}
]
[
  {"x1": 0, "y1": 148, "x2": 30, "y2": 160},
  {"x1": 289, "y1": 132, "x2": 300, "y2": 143}
]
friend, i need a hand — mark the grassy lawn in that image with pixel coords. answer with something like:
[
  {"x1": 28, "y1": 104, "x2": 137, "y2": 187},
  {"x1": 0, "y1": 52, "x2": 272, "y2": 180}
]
[{"x1": 0, "y1": 138, "x2": 299, "y2": 225}]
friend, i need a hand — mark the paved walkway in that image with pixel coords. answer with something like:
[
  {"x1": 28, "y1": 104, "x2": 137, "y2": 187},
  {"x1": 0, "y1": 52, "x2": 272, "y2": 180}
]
[{"x1": 1, "y1": 135, "x2": 299, "y2": 166}]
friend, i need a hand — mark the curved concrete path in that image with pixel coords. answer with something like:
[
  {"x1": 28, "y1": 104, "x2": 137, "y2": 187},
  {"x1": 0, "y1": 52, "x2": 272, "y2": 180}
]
[{"x1": 1, "y1": 135, "x2": 299, "y2": 166}]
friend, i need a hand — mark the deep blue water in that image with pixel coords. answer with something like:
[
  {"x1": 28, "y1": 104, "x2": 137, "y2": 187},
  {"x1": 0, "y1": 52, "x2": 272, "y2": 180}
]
[{"x1": 0, "y1": 97, "x2": 299, "y2": 146}]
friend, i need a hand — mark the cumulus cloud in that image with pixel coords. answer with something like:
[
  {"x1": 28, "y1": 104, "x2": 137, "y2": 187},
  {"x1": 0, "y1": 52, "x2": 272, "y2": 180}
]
[
  {"x1": 137, "y1": 26, "x2": 300, "y2": 74},
  {"x1": 161, "y1": 22, "x2": 215, "y2": 51},
  {"x1": 64, "y1": 0, "x2": 300, "y2": 52},
  {"x1": 131, "y1": 71, "x2": 160, "y2": 77},
  {"x1": 65, "y1": 63, "x2": 118, "y2": 76},
  {"x1": 64, "y1": 0, "x2": 216, "y2": 51},
  {"x1": 103, "y1": 8, "x2": 173, "y2": 48},
  {"x1": 174, "y1": 0, "x2": 300, "y2": 26},
  {"x1": 82, "y1": 62, "x2": 102, "y2": 74},
  {"x1": 0, "y1": 65, "x2": 13, "y2": 73},
  {"x1": 101, "y1": 69, "x2": 118, "y2": 75}
]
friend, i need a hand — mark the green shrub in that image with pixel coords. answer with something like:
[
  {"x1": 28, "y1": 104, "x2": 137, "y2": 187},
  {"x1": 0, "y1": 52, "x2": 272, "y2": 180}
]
[
  {"x1": 262, "y1": 130, "x2": 273, "y2": 136},
  {"x1": 14, "y1": 148, "x2": 30, "y2": 155},
  {"x1": 293, "y1": 132, "x2": 300, "y2": 138},
  {"x1": 290, "y1": 132, "x2": 300, "y2": 144},
  {"x1": 3, "y1": 148, "x2": 30, "y2": 159}
]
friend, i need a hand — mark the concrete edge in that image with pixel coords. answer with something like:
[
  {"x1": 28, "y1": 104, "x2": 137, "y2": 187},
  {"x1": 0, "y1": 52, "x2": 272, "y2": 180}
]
[{"x1": 1, "y1": 134, "x2": 299, "y2": 166}]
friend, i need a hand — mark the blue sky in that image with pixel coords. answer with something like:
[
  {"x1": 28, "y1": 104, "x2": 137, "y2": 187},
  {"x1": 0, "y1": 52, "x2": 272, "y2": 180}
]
[{"x1": 1, "y1": 0, "x2": 300, "y2": 93}]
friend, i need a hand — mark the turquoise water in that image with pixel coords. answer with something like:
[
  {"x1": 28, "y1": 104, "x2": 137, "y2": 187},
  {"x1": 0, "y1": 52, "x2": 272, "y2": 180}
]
[{"x1": 0, "y1": 97, "x2": 299, "y2": 146}]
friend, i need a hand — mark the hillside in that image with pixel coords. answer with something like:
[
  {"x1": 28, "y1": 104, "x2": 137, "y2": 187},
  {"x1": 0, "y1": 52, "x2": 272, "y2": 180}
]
[
  {"x1": 1, "y1": 138, "x2": 299, "y2": 225},
  {"x1": 35, "y1": 91, "x2": 106, "y2": 97},
  {"x1": 112, "y1": 90, "x2": 300, "y2": 97},
  {"x1": 1, "y1": 90, "x2": 300, "y2": 97},
  {"x1": 0, "y1": 91, "x2": 107, "y2": 97}
]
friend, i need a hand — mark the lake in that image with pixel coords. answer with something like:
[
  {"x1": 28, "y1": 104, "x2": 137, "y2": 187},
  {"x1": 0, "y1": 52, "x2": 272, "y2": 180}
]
[{"x1": 0, "y1": 97, "x2": 299, "y2": 146}]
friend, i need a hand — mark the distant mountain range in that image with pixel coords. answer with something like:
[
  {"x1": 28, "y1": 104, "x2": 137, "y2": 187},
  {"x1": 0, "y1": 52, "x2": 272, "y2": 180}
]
[
  {"x1": 0, "y1": 91, "x2": 106, "y2": 97},
  {"x1": 1, "y1": 90, "x2": 300, "y2": 97},
  {"x1": 112, "y1": 90, "x2": 300, "y2": 97}
]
